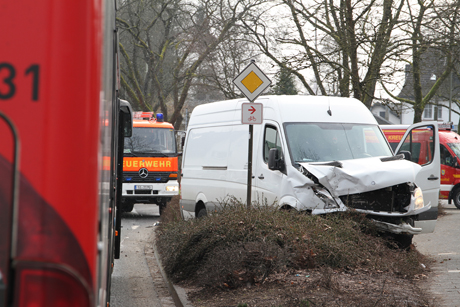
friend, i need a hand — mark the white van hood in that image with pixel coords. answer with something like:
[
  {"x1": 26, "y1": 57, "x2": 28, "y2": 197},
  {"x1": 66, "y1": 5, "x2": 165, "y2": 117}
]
[{"x1": 299, "y1": 157, "x2": 421, "y2": 197}]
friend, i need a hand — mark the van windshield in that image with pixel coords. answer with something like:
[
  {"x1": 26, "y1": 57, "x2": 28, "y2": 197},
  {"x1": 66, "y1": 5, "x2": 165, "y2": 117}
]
[
  {"x1": 124, "y1": 127, "x2": 176, "y2": 155},
  {"x1": 285, "y1": 123, "x2": 392, "y2": 163}
]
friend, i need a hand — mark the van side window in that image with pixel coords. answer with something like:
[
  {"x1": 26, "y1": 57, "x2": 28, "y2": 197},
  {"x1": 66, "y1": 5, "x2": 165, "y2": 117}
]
[
  {"x1": 264, "y1": 126, "x2": 282, "y2": 163},
  {"x1": 441, "y1": 145, "x2": 457, "y2": 168}
]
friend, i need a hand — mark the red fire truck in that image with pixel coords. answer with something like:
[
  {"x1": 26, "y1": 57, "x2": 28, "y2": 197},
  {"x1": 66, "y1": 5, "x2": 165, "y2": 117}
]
[
  {"x1": 122, "y1": 112, "x2": 179, "y2": 214},
  {"x1": 0, "y1": 0, "x2": 132, "y2": 306},
  {"x1": 382, "y1": 123, "x2": 460, "y2": 209}
]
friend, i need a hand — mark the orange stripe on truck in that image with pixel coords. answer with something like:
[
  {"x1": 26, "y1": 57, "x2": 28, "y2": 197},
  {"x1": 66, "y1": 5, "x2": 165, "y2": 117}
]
[
  {"x1": 386, "y1": 135, "x2": 403, "y2": 142},
  {"x1": 123, "y1": 157, "x2": 178, "y2": 172}
]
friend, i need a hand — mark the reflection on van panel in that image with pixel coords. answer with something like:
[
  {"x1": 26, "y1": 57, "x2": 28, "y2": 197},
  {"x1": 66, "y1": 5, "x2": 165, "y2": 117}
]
[{"x1": 181, "y1": 96, "x2": 440, "y2": 239}]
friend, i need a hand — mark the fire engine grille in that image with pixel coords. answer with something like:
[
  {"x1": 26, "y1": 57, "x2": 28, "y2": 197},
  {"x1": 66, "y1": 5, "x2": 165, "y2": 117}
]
[
  {"x1": 339, "y1": 184, "x2": 411, "y2": 213},
  {"x1": 133, "y1": 190, "x2": 159, "y2": 195},
  {"x1": 123, "y1": 172, "x2": 172, "y2": 183}
]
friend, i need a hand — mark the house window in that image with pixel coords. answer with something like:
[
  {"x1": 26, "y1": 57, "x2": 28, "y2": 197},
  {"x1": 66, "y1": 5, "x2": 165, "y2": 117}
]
[
  {"x1": 423, "y1": 104, "x2": 432, "y2": 119},
  {"x1": 379, "y1": 111, "x2": 386, "y2": 118},
  {"x1": 424, "y1": 104, "x2": 443, "y2": 119}
]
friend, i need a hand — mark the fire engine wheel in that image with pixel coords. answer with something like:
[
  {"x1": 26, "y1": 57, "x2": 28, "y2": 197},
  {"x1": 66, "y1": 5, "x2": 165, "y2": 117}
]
[
  {"x1": 453, "y1": 188, "x2": 460, "y2": 209},
  {"x1": 158, "y1": 203, "x2": 166, "y2": 215},
  {"x1": 122, "y1": 202, "x2": 134, "y2": 213}
]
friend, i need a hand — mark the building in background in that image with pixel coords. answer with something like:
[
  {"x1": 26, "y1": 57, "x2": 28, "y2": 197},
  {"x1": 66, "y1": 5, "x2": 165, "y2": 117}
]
[{"x1": 372, "y1": 49, "x2": 460, "y2": 129}]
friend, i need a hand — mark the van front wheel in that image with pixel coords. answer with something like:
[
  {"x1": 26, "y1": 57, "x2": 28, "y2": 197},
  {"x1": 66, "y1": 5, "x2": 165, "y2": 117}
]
[
  {"x1": 197, "y1": 207, "x2": 207, "y2": 218},
  {"x1": 453, "y1": 188, "x2": 460, "y2": 209}
]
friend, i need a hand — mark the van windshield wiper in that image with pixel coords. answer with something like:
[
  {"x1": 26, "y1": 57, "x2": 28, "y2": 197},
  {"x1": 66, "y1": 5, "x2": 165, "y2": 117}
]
[
  {"x1": 310, "y1": 161, "x2": 342, "y2": 168},
  {"x1": 296, "y1": 160, "x2": 342, "y2": 168},
  {"x1": 380, "y1": 155, "x2": 404, "y2": 162}
]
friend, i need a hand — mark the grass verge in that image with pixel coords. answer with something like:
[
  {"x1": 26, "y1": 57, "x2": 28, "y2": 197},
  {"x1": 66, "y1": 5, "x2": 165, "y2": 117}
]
[{"x1": 157, "y1": 198, "x2": 427, "y2": 291}]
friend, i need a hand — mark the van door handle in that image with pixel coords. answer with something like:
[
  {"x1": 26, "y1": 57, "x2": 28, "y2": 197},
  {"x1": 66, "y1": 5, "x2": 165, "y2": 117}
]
[
  {"x1": 428, "y1": 175, "x2": 438, "y2": 181},
  {"x1": 258, "y1": 174, "x2": 264, "y2": 180}
]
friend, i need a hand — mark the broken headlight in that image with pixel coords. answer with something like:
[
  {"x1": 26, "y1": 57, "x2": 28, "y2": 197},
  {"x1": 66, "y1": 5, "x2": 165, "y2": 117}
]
[
  {"x1": 314, "y1": 189, "x2": 339, "y2": 209},
  {"x1": 414, "y1": 187, "x2": 424, "y2": 210}
]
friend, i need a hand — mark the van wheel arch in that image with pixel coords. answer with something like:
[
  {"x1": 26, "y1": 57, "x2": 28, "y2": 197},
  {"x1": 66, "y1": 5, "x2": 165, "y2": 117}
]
[{"x1": 280, "y1": 204, "x2": 294, "y2": 211}]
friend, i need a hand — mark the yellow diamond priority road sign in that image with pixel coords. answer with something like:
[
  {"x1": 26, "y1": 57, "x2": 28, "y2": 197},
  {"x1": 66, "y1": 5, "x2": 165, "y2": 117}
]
[{"x1": 233, "y1": 62, "x2": 271, "y2": 102}]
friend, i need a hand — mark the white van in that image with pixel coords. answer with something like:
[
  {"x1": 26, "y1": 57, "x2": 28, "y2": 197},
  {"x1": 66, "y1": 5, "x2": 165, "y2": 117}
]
[{"x1": 180, "y1": 95, "x2": 440, "y2": 240}]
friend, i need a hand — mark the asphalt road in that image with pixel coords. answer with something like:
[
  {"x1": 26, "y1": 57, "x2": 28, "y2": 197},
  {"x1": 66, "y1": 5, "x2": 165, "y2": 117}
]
[
  {"x1": 413, "y1": 201, "x2": 460, "y2": 306},
  {"x1": 109, "y1": 201, "x2": 460, "y2": 307},
  {"x1": 110, "y1": 204, "x2": 176, "y2": 307}
]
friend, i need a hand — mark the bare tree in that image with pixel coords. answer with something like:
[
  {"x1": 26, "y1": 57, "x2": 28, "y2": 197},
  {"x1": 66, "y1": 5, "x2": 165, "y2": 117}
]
[
  {"x1": 117, "y1": 0, "x2": 265, "y2": 128},
  {"x1": 381, "y1": 0, "x2": 460, "y2": 123},
  {"x1": 193, "y1": 31, "x2": 261, "y2": 100},
  {"x1": 243, "y1": 0, "x2": 405, "y2": 108}
]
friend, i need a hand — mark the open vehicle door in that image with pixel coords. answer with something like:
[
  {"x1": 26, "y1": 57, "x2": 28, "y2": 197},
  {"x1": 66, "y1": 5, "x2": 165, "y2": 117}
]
[{"x1": 394, "y1": 121, "x2": 440, "y2": 233}]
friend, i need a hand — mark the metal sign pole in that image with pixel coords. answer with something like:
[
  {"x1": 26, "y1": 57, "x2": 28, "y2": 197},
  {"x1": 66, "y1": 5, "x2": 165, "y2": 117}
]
[
  {"x1": 233, "y1": 59, "x2": 271, "y2": 209},
  {"x1": 247, "y1": 123, "x2": 253, "y2": 208}
]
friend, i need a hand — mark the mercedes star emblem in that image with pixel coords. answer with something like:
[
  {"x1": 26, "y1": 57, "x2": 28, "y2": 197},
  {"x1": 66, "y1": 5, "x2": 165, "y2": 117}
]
[{"x1": 139, "y1": 168, "x2": 149, "y2": 178}]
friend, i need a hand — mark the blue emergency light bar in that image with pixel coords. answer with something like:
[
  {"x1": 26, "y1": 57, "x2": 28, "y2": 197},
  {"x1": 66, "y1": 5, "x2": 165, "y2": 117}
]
[
  {"x1": 439, "y1": 122, "x2": 454, "y2": 130},
  {"x1": 156, "y1": 113, "x2": 164, "y2": 122}
]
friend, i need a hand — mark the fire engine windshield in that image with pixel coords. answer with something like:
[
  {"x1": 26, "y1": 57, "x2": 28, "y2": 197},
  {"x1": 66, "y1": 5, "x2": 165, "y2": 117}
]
[
  {"x1": 448, "y1": 143, "x2": 460, "y2": 159},
  {"x1": 285, "y1": 123, "x2": 393, "y2": 163},
  {"x1": 124, "y1": 127, "x2": 176, "y2": 155}
]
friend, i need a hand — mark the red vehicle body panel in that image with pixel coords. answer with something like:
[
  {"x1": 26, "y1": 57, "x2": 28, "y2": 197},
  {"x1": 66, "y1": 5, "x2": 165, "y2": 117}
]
[
  {"x1": 382, "y1": 125, "x2": 460, "y2": 203},
  {"x1": 437, "y1": 131, "x2": 460, "y2": 200},
  {"x1": 1, "y1": 0, "x2": 117, "y2": 305}
]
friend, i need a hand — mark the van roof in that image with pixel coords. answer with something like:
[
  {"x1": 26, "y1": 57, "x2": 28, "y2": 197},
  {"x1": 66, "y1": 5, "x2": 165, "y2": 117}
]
[{"x1": 188, "y1": 95, "x2": 377, "y2": 127}]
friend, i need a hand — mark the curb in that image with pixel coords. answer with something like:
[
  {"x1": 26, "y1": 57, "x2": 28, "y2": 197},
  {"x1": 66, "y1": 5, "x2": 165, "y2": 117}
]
[{"x1": 150, "y1": 227, "x2": 194, "y2": 307}]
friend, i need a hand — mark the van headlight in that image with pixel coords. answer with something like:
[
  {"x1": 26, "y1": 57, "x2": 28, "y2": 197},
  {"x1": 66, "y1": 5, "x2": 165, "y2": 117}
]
[
  {"x1": 166, "y1": 185, "x2": 179, "y2": 192},
  {"x1": 314, "y1": 189, "x2": 338, "y2": 209},
  {"x1": 414, "y1": 187, "x2": 424, "y2": 209}
]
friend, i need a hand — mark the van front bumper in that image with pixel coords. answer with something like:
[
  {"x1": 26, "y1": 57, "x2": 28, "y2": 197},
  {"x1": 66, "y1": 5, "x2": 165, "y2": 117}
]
[{"x1": 370, "y1": 206, "x2": 438, "y2": 235}]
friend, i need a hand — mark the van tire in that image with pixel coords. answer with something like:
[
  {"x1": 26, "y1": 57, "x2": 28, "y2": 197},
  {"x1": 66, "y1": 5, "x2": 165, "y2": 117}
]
[
  {"x1": 453, "y1": 188, "x2": 460, "y2": 209},
  {"x1": 197, "y1": 207, "x2": 207, "y2": 218},
  {"x1": 393, "y1": 233, "x2": 413, "y2": 250}
]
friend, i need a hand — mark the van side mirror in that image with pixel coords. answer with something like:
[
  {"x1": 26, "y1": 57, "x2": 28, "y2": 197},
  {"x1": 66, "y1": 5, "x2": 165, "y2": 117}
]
[
  {"x1": 400, "y1": 150, "x2": 412, "y2": 161},
  {"x1": 268, "y1": 148, "x2": 283, "y2": 171}
]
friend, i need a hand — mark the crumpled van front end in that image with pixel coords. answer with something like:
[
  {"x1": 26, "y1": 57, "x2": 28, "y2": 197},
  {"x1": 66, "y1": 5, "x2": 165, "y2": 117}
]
[
  {"x1": 280, "y1": 118, "x2": 439, "y2": 236},
  {"x1": 291, "y1": 157, "x2": 430, "y2": 235}
]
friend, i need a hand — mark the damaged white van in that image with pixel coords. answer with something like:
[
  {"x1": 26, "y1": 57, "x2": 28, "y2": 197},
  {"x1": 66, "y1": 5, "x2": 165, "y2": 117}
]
[{"x1": 180, "y1": 95, "x2": 440, "y2": 243}]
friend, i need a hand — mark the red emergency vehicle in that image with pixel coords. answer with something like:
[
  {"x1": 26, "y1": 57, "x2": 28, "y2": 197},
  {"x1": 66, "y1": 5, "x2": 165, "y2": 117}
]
[
  {"x1": 0, "y1": 1, "x2": 132, "y2": 306},
  {"x1": 382, "y1": 123, "x2": 460, "y2": 209},
  {"x1": 122, "y1": 112, "x2": 179, "y2": 213}
]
